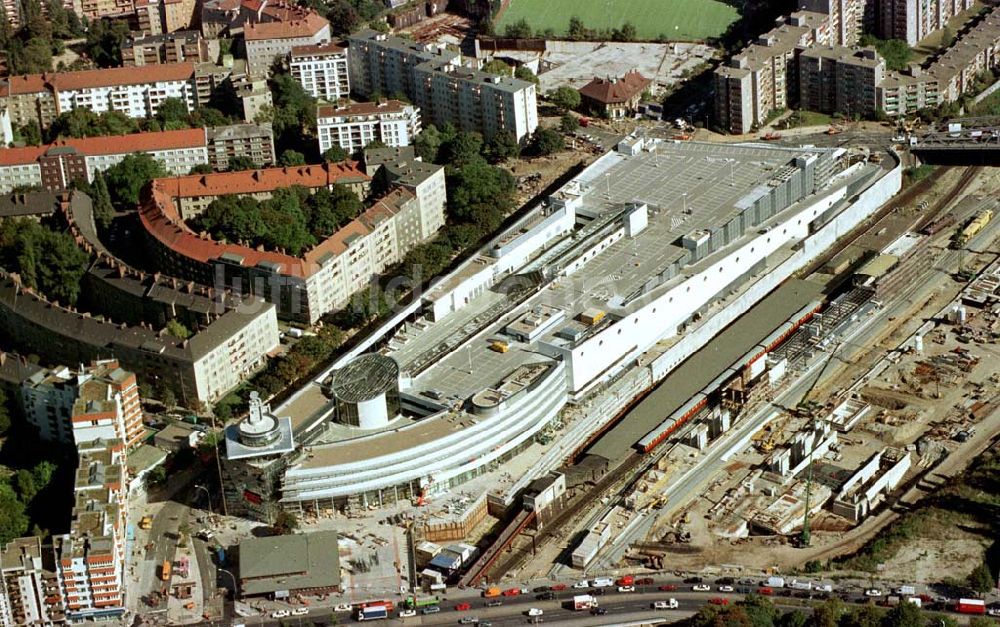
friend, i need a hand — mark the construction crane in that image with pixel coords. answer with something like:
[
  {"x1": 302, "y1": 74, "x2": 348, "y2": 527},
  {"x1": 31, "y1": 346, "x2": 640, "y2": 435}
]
[{"x1": 800, "y1": 451, "x2": 814, "y2": 547}]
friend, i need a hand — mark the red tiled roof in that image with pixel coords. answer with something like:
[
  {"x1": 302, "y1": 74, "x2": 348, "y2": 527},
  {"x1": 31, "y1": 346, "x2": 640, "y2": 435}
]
[
  {"x1": 2, "y1": 63, "x2": 196, "y2": 96},
  {"x1": 139, "y1": 162, "x2": 384, "y2": 279},
  {"x1": 316, "y1": 99, "x2": 411, "y2": 118},
  {"x1": 291, "y1": 41, "x2": 346, "y2": 57},
  {"x1": 244, "y1": 11, "x2": 328, "y2": 40},
  {"x1": 0, "y1": 129, "x2": 206, "y2": 166},
  {"x1": 578, "y1": 70, "x2": 651, "y2": 105}
]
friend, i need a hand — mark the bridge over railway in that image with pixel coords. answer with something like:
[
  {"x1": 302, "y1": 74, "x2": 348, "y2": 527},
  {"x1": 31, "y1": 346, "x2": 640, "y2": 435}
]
[{"x1": 910, "y1": 120, "x2": 1000, "y2": 165}]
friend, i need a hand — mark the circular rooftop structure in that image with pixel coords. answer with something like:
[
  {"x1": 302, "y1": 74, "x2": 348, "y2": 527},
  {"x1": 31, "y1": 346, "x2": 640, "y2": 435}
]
[
  {"x1": 238, "y1": 392, "x2": 282, "y2": 448},
  {"x1": 329, "y1": 354, "x2": 401, "y2": 429}
]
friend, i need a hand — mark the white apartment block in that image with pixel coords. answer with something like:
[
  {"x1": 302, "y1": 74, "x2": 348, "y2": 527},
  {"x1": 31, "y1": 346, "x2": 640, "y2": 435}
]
[
  {"x1": 316, "y1": 100, "x2": 420, "y2": 155},
  {"x1": 714, "y1": 11, "x2": 830, "y2": 134},
  {"x1": 244, "y1": 12, "x2": 331, "y2": 77},
  {"x1": 54, "y1": 439, "x2": 128, "y2": 623},
  {"x1": 188, "y1": 302, "x2": 281, "y2": 402},
  {"x1": 0, "y1": 63, "x2": 198, "y2": 130},
  {"x1": 0, "y1": 538, "x2": 58, "y2": 627},
  {"x1": 347, "y1": 30, "x2": 539, "y2": 142},
  {"x1": 799, "y1": 0, "x2": 864, "y2": 45},
  {"x1": 19, "y1": 360, "x2": 144, "y2": 449},
  {"x1": 290, "y1": 42, "x2": 350, "y2": 101},
  {"x1": 879, "y1": 0, "x2": 975, "y2": 45},
  {"x1": 0, "y1": 128, "x2": 209, "y2": 193}
]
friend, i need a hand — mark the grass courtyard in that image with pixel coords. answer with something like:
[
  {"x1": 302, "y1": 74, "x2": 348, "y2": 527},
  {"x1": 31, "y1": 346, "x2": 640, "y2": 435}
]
[{"x1": 495, "y1": 0, "x2": 739, "y2": 42}]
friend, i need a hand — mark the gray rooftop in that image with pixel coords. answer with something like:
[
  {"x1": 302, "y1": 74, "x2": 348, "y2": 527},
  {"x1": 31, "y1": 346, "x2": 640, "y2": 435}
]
[{"x1": 239, "y1": 530, "x2": 340, "y2": 596}]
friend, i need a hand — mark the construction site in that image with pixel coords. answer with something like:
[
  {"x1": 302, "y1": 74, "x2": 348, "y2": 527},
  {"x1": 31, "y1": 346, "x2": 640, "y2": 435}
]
[{"x1": 451, "y1": 164, "x2": 1000, "y2": 583}]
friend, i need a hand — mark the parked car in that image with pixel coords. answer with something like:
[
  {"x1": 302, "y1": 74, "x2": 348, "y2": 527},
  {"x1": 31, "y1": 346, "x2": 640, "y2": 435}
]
[
  {"x1": 659, "y1": 585, "x2": 678, "y2": 592},
  {"x1": 718, "y1": 586, "x2": 734, "y2": 593},
  {"x1": 291, "y1": 608, "x2": 309, "y2": 616},
  {"x1": 693, "y1": 585, "x2": 711, "y2": 592},
  {"x1": 455, "y1": 603, "x2": 471, "y2": 611},
  {"x1": 486, "y1": 600, "x2": 503, "y2": 608},
  {"x1": 503, "y1": 588, "x2": 521, "y2": 597},
  {"x1": 866, "y1": 589, "x2": 883, "y2": 597},
  {"x1": 637, "y1": 578, "x2": 655, "y2": 585},
  {"x1": 709, "y1": 598, "x2": 729, "y2": 606},
  {"x1": 550, "y1": 584, "x2": 567, "y2": 591},
  {"x1": 591, "y1": 607, "x2": 608, "y2": 615},
  {"x1": 527, "y1": 608, "x2": 543, "y2": 617},
  {"x1": 333, "y1": 604, "x2": 352, "y2": 612},
  {"x1": 271, "y1": 611, "x2": 290, "y2": 619},
  {"x1": 618, "y1": 585, "x2": 635, "y2": 593},
  {"x1": 537, "y1": 592, "x2": 556, "y2": 600},
  {"x1": 398, "y1": 609, "x2": 416, "y2": 618}
]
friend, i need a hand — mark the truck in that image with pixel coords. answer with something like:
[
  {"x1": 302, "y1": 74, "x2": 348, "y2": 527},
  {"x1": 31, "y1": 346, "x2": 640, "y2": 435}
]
[
  {"x1": 591, "y1": 577, "x2": 614, "y2": 588},
  {"x1": 483, "y1": 587, "x2": 501, "y2": 598},
  {"x1": 160, "y1": 560, "x2": 171, "y2": 582},
  {"x1": 896, "y1": 586, "x2": 916, "y2": 596},
  {"x1": 765, "y1": 577, "x2": 785, "y2": 589},
  {"x1": 956, "y1": 599, "x2": 986, "y2": 615},
  {"x1": 139, "y1": 516, "x2": 153, "y2": 530},
  {"x1": 357, "y1": 606, "x2": 388, "y2": 621},
  {"x1": 790, "y1": 580, "x2": 812, "y2": 590},
  {"x1": 573, "y1": 595, "x2": 598, "y2": 610}
]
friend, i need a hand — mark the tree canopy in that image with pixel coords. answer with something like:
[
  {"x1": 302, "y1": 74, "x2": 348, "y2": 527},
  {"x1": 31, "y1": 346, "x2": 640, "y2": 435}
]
[
  {"x1": 860, "y1": 34, "x2": 912, "y2": 72},
  {"x1": 0, "y1": 218, "x2": 90, "y2": 305},
  {"x1": 548, "y1": 86, "x2": 582, "y2": 111},
  {"x1": 529, "y1": 127, "x2": 565, "y2": 156},
  {"x1": 102, "y1": 153, "x2": 168, "y2": 209},
  {"x1": 191, "y1": 184, "x2": 362, "y2": 256}
]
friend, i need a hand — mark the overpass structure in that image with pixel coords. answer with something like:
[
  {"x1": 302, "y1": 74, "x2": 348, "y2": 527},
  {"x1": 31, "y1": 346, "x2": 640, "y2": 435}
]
[{"x1": 910, "y1": 123, "x2": 1000, "y2": 164}]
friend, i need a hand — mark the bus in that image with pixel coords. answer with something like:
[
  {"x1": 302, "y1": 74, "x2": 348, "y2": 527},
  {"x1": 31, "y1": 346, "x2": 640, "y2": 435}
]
[
  {"x1": 159, "y1": 560, "x2": 171, "y2": 581},
  {"x1": 405, "y1": 596, "x2": 440, "y2": 609}
]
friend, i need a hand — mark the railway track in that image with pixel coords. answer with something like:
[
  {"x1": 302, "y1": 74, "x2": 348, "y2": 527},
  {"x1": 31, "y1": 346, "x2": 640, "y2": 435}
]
[{"x1": 481, "y1": 451, "x2": 645, "y2": 582}]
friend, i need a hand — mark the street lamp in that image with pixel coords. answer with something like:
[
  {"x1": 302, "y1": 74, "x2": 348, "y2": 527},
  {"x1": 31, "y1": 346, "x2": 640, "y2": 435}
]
[
  {"x1": 218, "y1": 567, "x2": 238, "y2": 599},
  {"x1": 193, "y1": 485, "x2": 214, "y2": 522}
]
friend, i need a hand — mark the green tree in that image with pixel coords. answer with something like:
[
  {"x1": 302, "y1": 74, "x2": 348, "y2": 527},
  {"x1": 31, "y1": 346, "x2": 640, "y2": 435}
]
[
  {"x1": 879, "y1": 598, "x2": 921, "y2": 627},
  {"x1": 860, "y1": 34, "x2": 912, "y2": 72},
  {"x1": 438, "y1": 131, "x2": 484, "y2": 168},
  {"x1": 548, "y1": 86, "x2": 581, "y2": 111},
  {"x1": 620, "y1": 21, "x2": 637, "y2": 41},
  {"x1": 447, "y1": 160, "x2": 515, "y2": 232},
  {"x1": 17, "y1": 122, "x2": 42, "y2": 146},
  {"x1": 811, "y1": 598, "x2": 846, "y2": 627},
  {"x1": 778, "y1": 610, "x2": 807, "y2": 627},
  {"x1": 968, "y1": 561, "x2": 994, "y2": 594},
  {"x1": 146, "y1": 465, "x2": 167, "y2": 487},
  {"x1": 91, "y1": 174, "x2": 115, "y2": 230},
  {"x1": 940, "y1": 25, "x2": 954, "y2": 47},
  {"x1": 103, "y1": 153, "x2": 167, "y2": 208},
  {"x1": 0, "y1": 483, "x2": 29, "y2": 544},
  {"x1": 189, "y1": 164, "x2": 214, "y2": 175},
  {"x1": 0, "y1": 388, "x2": 11, "y2": 436},
  {"x1": 326, "y1": 0, "x2": 361, "y2": 35},
  {"x1": 267, "y1": 71, "x2": 318, "y2": 158},
  {"x1": 85, "y1": 18, "x2": 130, "y2": 68},
  {"x1": 560, "y1": 113, "x2": 579, "y2": 133},
  {"x1": 739, "y1": 594, "x2": 778, "y2": 627},
  {"x1": 165, "y1": 319, "x2": 192, "y2": 340},
  {"x1": 14, "y1": 469, "x2": 37, "y2": 503},
  {"x1": 414, "y1": 124, "x2": 444, "y2": 162},
  {"x1": 485, "y1": 131, "x2": 520, "y2": 163},
  {"x1": 31, "y1": 461, "x2": 55, "y2": 490},
  {"x1": 273, "y1": 510, "x2": 299, "y2": 534},
  {"x1": 841, "y1": 604, "x2": 883, "y2": 627},
  {"x1": 280, "y1": 149, "x2": 307, "y2": 166},
  {"x1": 228, "y1": 155, "x2": 258, "y2": 171},
  {"x1": 514, "y1": 65, "x2": 539, "y2": 84},
  {"x1": 504, "y1": 18, "x2": 532, "y2": 38},
  {"x1": 322, "y1": 145, "x2": 349, "y2": 162},
  {"x1": 529, "y1": 127, "x2": 564, "y2": 156},
  {"x1": 567, "y1": 16, "x2": 587, "y2": 40},
  {"x1": 482, "y1": 58, "x2": 511, "y2": 76},
  {"x1": 154, "y1": 97, "x2": 190, "y2": 129}
]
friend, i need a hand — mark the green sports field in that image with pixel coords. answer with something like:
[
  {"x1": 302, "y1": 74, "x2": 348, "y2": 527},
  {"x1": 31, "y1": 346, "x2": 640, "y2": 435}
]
[{"x1": 495, "y1": 0, "x2": 739, "y2": 42}]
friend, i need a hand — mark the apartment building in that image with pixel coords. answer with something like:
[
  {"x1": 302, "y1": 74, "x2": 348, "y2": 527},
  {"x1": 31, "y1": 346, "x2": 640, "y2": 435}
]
[
  {"x1": 53, "y1": 439, "x2": 128, "y2": 623},
  {"x1": 122, "y1": 31, "x2": 217, "y2": 66},
  {"x1": 347, "y1": 30, "x2": 538, "y2": 142},
  {"x1": 316, "y1": 100, "x2": 420, "y2": 155},
  {"x1": 0, "y1": 129, "x2": 209, "y2": 193},
  {"x1": 138, "y1": 159, "x2": 446, "y2": 322},
  {"x1": 799, "y1": 0, "x2": 866, "y2": 45},
  {"x1": 878, "y1": 0, "x2": 975, "y2": 45},
  {"x1": 206, "y1": 123, "x2": 276, "y2": 170},
  {"x1": 20, "y1": 360, "x2": 144, "y2": 449},
  {"x1": 290, "y1": 42, "x2": 350, "y2": 101},
  {"x1": 878, "y1": 7, "x2": 1000, "y2": 115},
  {"x1": 0, "y1": 538, "x2": 62, "y2": 627},
  {"x1": 0, "y1": 63, "x2": 198, "y2": 131},
  {"x1": 244, "y1": 7, "x2": 331, "y2": 77},
  {"x1": 713, "y1": 12, "x2": 830, "y2": 134},
  {"x1": 799, "y1": 46, "x2": 885, "y2": 116}
]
